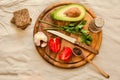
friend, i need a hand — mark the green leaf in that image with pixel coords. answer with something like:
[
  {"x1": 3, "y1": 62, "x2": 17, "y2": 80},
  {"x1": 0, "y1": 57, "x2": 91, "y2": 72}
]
[
  {"x1": 81, "y1": 29, "x2": 88, "y2": 35},
  {"x1": 75, "y1": 20, "x2": 87, "y2": 32},
  {"x1": 63, "y1": 26, "x2": 69, "y2": 30},
  {"x1": 76, "y1": 20, "x2": 87, "y2": 28},
  {"x1": 76, "y1": 24, "x2": 84, "y2": 29},
  {"x1": 80, "y1": 31, "x2": 92, "y2": 46},
  {"x1": 69, "y1": 23, "x2": 75, "y2": 27},
  {"x1": 65, "y1": 29, "x2": 72, "y2": 33},
  {"x1": 81, "y1": 34, "x2": 87, "y2": 43},
  {"x1": 87, "y1": 35, "x2": 92, "y2": 41},
  {"x1": 86, "y1": 40, "x2": 91, "y2": 46},
  {"x1": 80, "y1": 20, "x2": 87, "y2": 25}
]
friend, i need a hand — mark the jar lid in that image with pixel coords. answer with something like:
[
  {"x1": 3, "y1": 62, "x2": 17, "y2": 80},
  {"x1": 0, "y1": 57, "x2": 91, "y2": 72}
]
[{"x1": 94, "y1": 17, "x2": 104, "y2": 28}]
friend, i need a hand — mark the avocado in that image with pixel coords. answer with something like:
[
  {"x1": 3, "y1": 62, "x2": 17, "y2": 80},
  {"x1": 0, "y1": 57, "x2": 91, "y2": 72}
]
[{"x1": 51, "y1": 4, "x2": 86, "y2": 22}]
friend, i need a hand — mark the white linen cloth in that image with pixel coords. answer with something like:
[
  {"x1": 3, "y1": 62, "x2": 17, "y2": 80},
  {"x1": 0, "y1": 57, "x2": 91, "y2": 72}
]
[{"x1": 0, "y1": 0, "x2": 120, "y2": 80}]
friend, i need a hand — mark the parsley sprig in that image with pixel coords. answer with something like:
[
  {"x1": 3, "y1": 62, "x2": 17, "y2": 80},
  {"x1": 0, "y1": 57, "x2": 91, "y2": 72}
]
[{"x1": 39, "y1": 20, "x2": 92, "y2": 45}]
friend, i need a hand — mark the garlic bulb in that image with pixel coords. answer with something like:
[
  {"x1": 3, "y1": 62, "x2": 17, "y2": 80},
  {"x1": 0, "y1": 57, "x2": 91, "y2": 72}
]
[{"x1": 34, "y1": 32, "x2": 48, "y2": 47}]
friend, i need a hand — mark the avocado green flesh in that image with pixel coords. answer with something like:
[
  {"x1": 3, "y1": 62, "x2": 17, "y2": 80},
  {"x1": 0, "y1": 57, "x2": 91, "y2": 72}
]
[{"x1": 51, "y1": 4, "x2": 86, "y2": 22}]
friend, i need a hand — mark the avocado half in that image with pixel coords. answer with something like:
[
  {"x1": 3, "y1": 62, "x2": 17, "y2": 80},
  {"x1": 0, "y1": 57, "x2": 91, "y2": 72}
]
[{"x1": 51, "y1": 4, "x2": 86, "y2": 22}]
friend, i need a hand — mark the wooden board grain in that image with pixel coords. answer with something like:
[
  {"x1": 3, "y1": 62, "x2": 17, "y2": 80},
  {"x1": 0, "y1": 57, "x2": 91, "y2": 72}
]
[{"x1": 33, "y1": 1, "x2": 102, "y2": 69}]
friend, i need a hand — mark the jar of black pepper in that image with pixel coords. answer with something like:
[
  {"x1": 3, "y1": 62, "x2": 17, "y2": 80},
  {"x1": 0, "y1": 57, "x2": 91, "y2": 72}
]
[{"x1": 89, "y1": 17, "x2": 104, "y2": 33}]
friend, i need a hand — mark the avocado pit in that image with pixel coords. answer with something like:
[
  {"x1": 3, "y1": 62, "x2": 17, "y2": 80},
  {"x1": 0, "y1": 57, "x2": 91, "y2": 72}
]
[{"x1": 64, "y1": 7, "x2": 81, "y2": 18}]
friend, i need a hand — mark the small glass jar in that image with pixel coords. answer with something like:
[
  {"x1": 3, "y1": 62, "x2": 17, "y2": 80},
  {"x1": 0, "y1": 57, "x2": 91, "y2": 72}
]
[{"x1": 89, "y1": 17, "x2": 104, "y2": 33}]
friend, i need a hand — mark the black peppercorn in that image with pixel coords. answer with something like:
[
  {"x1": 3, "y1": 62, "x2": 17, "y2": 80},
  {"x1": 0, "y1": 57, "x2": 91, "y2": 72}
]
[{"x1": 73, "y1": 47, "x2": 82, "y2": 56}]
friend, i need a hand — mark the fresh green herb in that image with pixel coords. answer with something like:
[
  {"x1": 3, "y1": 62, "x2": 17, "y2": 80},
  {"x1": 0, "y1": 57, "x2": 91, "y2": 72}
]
[
  {"x1": 81, "y1": 32, "x2": 92, "y2": 45},
  {"x1": 39, "y1": 20, "x2": 58, "y2": 27},
  {"x1": 81, "y1": 29, "x2": 88, "y2": 34},
  {"x1": 86, "y1": 34, "x2": 92, "y2": 41},
  {"x1": 39, "y1": 20, "x2": 92, "y2": 45},
  {"x1": 75, "y1": 20, "x2": 87, "y2": 32},
  {"x1": 68, "y1": 22, "x2": 76, "y2": 27},
  {"x1": 61, "y1": 20, "x2": 87, "y2": 33}
]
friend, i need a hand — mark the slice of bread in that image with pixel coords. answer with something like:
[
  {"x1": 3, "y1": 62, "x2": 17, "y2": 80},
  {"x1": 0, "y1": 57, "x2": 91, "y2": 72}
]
[{"x1": 11, "y1": 8, "x2": 32, "y2": 30}]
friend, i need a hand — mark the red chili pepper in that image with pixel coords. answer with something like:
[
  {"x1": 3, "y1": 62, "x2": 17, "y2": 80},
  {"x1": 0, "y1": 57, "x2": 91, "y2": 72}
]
[
  {"x1": 59, "y1": 47, "x2": 72, "y2": 62},
  {"x1": 49, "y1": 37, "x2": 61, "y2": 53}
]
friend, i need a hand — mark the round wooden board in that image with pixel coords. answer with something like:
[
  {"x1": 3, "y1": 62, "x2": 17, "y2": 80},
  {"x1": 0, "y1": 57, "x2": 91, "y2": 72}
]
[{"x1": 33, "y1": 1, "x2": 102, "y2": 69}]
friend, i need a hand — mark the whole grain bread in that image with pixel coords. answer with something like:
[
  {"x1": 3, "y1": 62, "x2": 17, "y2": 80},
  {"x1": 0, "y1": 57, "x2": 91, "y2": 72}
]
[{"x1": 11, "y1": 8, "x2": 32, "y2": 30}]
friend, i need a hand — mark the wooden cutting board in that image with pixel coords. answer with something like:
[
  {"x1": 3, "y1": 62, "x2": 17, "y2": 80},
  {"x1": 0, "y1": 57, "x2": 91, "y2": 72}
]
[{"x1": 33, "y1": 1, "x2": 102, "y2": 69}]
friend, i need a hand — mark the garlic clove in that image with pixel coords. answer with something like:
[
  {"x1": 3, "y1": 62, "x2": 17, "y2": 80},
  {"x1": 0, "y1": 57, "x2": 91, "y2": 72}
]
[
  {"x1": 41, "y1": 42, "x2": 47, "y2": 47},
  {"x1": 34, "y1": 39, "x2": 40, "y2": 46},
  {"x1": 34, "y1": 32, "x2": 48, "y2": 47}
]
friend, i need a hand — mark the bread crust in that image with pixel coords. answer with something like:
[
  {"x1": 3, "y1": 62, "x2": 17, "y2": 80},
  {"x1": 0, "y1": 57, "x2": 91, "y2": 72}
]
[{"x1": 11, "y1": 8, "x2": 32, "y2": 29}]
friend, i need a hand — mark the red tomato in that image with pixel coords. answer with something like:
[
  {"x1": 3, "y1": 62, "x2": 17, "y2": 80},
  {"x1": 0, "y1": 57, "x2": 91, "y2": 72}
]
[
  {"x1": 49, "y1": 37, "x2": 61, "y2": 53},
  {"x1": 59, "y1": 47, "x2": 72, "y2": 62}
]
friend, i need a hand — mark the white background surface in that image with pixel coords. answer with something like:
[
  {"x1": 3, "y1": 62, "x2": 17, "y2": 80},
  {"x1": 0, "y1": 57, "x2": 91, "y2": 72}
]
[{"x1": 0, "y1": 0, "x2": 120, "y2": 80}]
